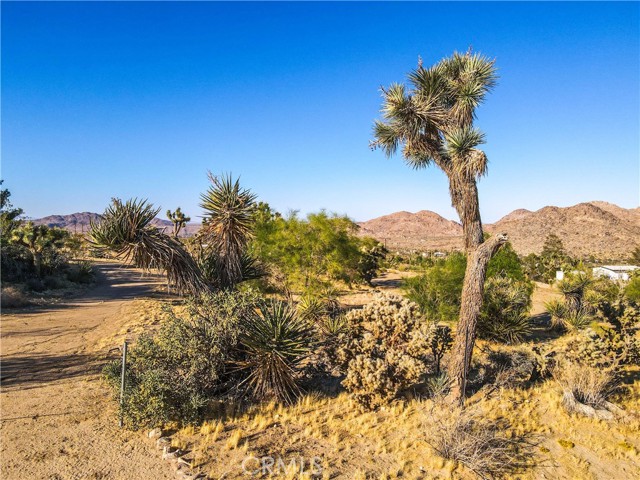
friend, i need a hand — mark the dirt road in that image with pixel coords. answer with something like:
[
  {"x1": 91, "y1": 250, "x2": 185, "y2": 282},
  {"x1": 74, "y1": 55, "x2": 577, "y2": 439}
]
[{"x1": 1, "y1": 262, "x2": 175, "y2": 479}]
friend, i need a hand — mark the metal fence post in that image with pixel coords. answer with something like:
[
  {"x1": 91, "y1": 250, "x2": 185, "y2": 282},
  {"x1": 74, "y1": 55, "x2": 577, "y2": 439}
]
[{"x1": 119, "y1": 341, "x2": 128, "y2": 428}]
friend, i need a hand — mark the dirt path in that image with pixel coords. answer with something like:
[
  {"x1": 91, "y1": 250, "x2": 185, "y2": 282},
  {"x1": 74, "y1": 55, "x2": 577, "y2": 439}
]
[{"x1": 1, "y1": 262, "x2": 175, "y2": 480}]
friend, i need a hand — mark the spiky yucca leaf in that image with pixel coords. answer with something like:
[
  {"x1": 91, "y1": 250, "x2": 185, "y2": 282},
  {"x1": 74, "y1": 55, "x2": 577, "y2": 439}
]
[
  {"x1": 199, "y1": 173, "x2": 257, "y2": 289},
  {"x1": 479, "y1": 277, "x2": 532, "y2": 344},
  {"x1": 89, "y1": 198, "x2": 207, "y2": 295},
  {"x1": 238, "y1": 300, "x2": 312, "y2": 403},
  {"x1": 297, "y1": 295, "x2": 326, "y2": 322}
]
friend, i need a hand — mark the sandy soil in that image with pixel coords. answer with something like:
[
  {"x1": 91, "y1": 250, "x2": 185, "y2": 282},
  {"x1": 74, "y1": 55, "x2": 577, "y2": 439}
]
[{"x1": 0, "y1": 261, "x2": 175, "y2": 480}]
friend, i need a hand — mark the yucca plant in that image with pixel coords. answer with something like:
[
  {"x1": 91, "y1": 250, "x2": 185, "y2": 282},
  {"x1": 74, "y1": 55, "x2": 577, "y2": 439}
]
[
  {"x1": 89, "y1": 198, "x2": 207, "y2": 295},
  {"x1": 237, "y1": 300, "x2": 313, "y2": 403},
  {"x1": 558, "y1": 272, "x2": 595, "y2": 312},
  {"x1": 478, "y1": 276, "x2": 533, "y2": 344},
  {"x1": 199, "y1": 173, "x2": 257, "y2": 289},
  {"x1": 296, "y1": 295, "x2": 327, "y2": 322},
  {"x1": 546, "y1": 272, "x2": 597, "y2": 331}
]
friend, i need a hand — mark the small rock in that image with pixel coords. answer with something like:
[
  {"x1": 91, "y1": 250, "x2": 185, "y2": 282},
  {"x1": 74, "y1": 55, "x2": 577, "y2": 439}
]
[
  {"x1": 163, "y1": 446, "x2": 184, "y2": 460},
  {"x1": 157, "y1": 437, "x2": 171, "y2": 449},
  {"x1": 148, "y1": 428, "x2": 162, "y2": 439}
]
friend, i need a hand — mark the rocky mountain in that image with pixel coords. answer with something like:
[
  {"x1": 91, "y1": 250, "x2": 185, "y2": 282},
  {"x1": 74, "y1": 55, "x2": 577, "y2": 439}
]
[
  {"x1": 31, "y1": 212, "x2": 200, "y2": 237},
  {"x1": 358, "y1": 202, "x2": 640, "y2": 259},
  {"x1": 357, "y1": 210, "x2": 464, "y2": 251},
  {"x1": 31, "y1": 201, "x2": 640, "y2": 259},
  {"x1": 486, "y1": 202, "x2": 640, "y2": 258}
]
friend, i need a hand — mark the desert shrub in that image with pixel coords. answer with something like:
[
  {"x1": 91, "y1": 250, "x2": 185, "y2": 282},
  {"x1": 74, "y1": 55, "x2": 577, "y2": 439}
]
[
  {"x1": 0, "y1": 244, "x2": 32, "y2": 281},
  {"x1": 553, "y1": 361, "x2": 618, "y2": 410},
  {"x1": 426, "y1": 373, "x2": 450, "y2": 399},
  {"x1": 250, "y1": 208, "x2": 383, "y2": 293},
  {"x1": 470, "y1": 346, "x2": 540, "y2": 393},
  {"x1": 338, "y1": 294, "x2": 434, "y2": 410},
  {"x1": 545, "y1": 271, "x2": 600, "y2": 331},
  {"x1": 65, "y1": 260, "x2": 95, "y2": 284},
  {"x1": 104, "y1": 291, "x2": 257, "y2": 428},
  {"x1": 403, "y1": 252, "x2": 466, "y2": 321},
  {"x1": 42, "y1": 275, "x2": 65, "y2": 290},
  {"x1": 404, "y1": 245, "x2": 530, "y2": 326},
  {"x1": 25, "y1": 277, "x2": 46, "y2": 292},
  {"x1": 0, "y1": 285, "x2": 29, "y2": 308},
  {"x1": 425, "y1": 404, "x2": 537, "y2": 479},
  {"x1": 625, "y1": 274, "x2": 640, "y2": 303},
  {"x1": 478, "y1": 276, "x2": 533, "y2": 344},
  {"x1": 577, "y1": 300, "x2": 640, "y2": 366},
  {"x1": 237, "y1": 300, "x2": 313, "y2": 403}
]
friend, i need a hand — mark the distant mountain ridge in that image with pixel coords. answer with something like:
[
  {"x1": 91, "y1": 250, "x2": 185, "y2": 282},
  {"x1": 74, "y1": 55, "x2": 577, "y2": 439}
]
[
  {"x1": 31, "y1": 201, "x2": 640, "y2": 259},
  {"x1": 358, "y1": 201, "x2": 640, "y2": 259},
  {"x1": 31, "y1": 212, "x2": 200, "y2": 237}
]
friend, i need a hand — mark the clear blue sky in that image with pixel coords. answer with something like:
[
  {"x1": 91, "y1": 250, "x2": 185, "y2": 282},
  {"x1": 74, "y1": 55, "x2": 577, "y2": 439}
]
[{"x1": 2, "y1": 1, "x2": 639, "y2": 223}]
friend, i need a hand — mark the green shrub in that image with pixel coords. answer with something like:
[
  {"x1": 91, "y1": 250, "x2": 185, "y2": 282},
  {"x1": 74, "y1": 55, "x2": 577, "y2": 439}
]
[
  {"x1": 250, "y1": 208, "x2": 383, "y2": 293},
  {"x1": 66, "y1": 260, "x2": 95, "y2": 284},
  {"x1": 103, "y1": 291, "x2": 257, "y2": 428},
  {"x1": 625, "y1": 274, "x2": 640, "y2": 303},
  {"x1": 338, "y1": 294, "x2": 434, "y2": 410},
  {"x1": 403, "y1": 245, "x2": 531, "y2": 327},
  {"x1": 403, "y1": 252, "x2": 466, "y2": 322}
]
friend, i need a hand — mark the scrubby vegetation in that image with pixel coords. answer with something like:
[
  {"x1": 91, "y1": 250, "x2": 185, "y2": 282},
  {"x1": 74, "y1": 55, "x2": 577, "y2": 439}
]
[
  {"x1": 1, "y1": 182, "x2": 95, "y2": 306},
  {"x1": 403, "y1": 244, "x2": 534, "y2": 344},
  {"x1": 336, "y1": 295, "x2": 435, "y2": 410},
  {"x1": 87, "y1": 51, "x2": 640, "y2": 478}
]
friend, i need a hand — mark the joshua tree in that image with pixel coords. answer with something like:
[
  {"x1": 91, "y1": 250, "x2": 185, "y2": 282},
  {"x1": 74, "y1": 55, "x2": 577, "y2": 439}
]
[
  {"x1": 166, "y1": 207, "x2": 191, "y2": 238},
  {"x1": 10, "y1": 222, "x2": 67, "y2": 276},
  {"x1": 371, "y1": 50, "x2": 507, "y2": 404},
  {"x1": 199, "y1": 173, "x2": 257, "y2": 289}
]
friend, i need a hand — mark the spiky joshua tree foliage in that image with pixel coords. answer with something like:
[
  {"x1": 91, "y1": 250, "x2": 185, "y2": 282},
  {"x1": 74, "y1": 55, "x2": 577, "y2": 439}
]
[
  {"x1": 199, "y1": 173, "x2": 257, "y2": 289},
  {"x1": 372, "y1": 50, "x2": 507, "y2": 404},
  {"x1": 89, "y1": 198, "x2": 207, "y2": 295},
  {"x1": 166, "y1": 207, "x2": 191, "y2": 238}
]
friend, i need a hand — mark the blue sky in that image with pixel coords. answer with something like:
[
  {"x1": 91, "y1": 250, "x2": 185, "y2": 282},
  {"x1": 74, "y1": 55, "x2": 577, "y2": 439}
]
[{"x1": 2, "y1": 1, "x2": 638, "y2": 223}]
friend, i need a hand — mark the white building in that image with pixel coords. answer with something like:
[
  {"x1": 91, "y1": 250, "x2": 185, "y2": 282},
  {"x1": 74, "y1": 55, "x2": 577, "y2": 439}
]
[{"x1": 592, "y1": 265, "x2": 639, "y2": 282}]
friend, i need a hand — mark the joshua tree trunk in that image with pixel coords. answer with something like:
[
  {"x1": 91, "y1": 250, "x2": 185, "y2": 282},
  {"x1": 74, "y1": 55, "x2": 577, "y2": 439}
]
[
  {"x1": 446, "y1": 176, "x2": 508, "y2": 404},
  {"x1": 33, "y1": 250, "x2": 43, "y2": 277}
]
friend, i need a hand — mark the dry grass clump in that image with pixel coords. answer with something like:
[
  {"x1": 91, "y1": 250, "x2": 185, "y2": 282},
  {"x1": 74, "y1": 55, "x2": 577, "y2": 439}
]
[
  {"x1": 424, "y1": 404, "x2": 538, "y2": 479},
  {"x1": 554, "y1": 362, "x2": 618, "y2": 409},
  {"x1": 553, "y1": 361, "x2": 624, "y2": 420},
  {"x1": 1, "y1": 285, "x2": 29, "y2": 308}
]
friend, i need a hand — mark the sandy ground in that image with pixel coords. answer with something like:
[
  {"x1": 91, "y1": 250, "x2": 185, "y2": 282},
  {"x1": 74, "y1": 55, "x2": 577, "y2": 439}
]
[{"x1": 0, "y1": 262, "x2": 175, "y2": 480}]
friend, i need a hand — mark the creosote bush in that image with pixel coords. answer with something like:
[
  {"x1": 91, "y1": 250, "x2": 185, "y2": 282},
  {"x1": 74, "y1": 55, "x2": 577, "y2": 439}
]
[{"x1": 338, "y1": 294, "x2": 447, "y2": 410}]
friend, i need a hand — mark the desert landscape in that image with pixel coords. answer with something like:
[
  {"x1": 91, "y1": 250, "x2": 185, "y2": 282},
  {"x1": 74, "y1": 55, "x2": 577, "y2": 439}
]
[{"x1": 2, "y1": 2, "x2": 639, "y2": 480}]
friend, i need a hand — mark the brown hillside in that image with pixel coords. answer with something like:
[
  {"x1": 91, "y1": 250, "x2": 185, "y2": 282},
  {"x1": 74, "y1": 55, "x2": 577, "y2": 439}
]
[
  {"x1": 357, "y1": 210, "x2": 463, "y2": 251},
  {"x1": 486, "y1": 202, "x2": 640, "y2": 258},
  {"x1": 358, "y1": 202, "x2": 639, "y2": 259}
]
